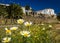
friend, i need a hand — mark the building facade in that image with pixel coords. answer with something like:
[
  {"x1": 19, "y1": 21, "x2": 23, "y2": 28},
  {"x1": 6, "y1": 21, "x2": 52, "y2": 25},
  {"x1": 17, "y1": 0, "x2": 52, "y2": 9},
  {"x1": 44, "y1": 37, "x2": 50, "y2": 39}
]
[{"x1": 36, "y1": 8, "x2": 56, "y2": 18}]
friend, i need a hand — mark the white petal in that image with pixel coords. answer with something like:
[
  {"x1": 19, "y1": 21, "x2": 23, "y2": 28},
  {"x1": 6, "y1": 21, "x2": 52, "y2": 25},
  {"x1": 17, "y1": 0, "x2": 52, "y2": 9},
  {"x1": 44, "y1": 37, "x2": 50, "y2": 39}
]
[
  {"x1": 27, "y1": 35, "x2": 30, "y2": 37},
  {"x1": 5, "y1": 28, "x2": 8, "y2": 30}
]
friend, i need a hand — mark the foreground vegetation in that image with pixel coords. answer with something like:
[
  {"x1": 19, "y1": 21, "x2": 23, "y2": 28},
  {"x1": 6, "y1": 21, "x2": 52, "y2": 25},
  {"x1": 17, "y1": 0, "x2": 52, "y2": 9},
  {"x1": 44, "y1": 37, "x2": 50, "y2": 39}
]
[{"x1": 0, "y1": 19, "x2": 60, "y2": 43}]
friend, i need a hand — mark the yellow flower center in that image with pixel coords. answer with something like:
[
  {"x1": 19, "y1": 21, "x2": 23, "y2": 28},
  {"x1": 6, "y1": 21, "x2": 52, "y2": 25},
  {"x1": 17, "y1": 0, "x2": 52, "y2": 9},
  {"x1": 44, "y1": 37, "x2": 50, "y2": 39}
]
[
  {"x1": 6, "y1": 30, "x2": 11, "y2": 34},
  {"x1": 26, "y1": 23, "x2": 31, "y2": 27},
  {"x1": 24, "y1": 33, "x2": 28, "y2": 37},
  {"x1": 4, "y1": 38, "x2": 10, "y2": 42},
  {"x1": 5, "y1": 39, "x2": 9, "y2": 42}
]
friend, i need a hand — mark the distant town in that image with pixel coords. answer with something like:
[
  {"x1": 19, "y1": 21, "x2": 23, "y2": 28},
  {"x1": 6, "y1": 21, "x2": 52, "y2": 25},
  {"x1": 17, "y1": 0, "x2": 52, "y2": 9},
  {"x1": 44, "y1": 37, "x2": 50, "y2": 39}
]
[{"x1": 0, "y1": 3, "x2": 59, "y2": 24}]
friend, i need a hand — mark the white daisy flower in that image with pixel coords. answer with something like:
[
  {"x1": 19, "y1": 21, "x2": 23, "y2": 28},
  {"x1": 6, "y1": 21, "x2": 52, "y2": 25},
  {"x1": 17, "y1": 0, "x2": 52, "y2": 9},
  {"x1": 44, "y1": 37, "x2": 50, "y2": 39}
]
[
  {"x1": 17, "y1": 19, "x2": 24, "y2": 24},
  {"x1": 2, "y1": 37, "x2": 11, "y2": 43},
  {"x1": 42, "y1": 27, "x2": 45, "y2": 30},
  {"x1": 49, "y1": 25, "x2": 52, "y2": 28},
  {"x1": 10, "y1": 27, "x2": 18, "y2": 30},
  {"x1": 20, "y1": 31, "x2": 30, "y2": 37},
  {"x1": 5, "y1": 28, "x2": 11, "y2": 35},
  {"x1": 24, "y1": 22, "x2": 32, "y2": 27}
]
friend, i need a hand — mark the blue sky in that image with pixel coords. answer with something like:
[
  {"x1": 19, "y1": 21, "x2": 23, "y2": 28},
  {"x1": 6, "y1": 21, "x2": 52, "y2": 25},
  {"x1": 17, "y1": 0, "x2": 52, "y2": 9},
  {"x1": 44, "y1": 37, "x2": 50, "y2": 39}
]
[{"x1": 0, "y1": 0, "x2": 60, "y2": 13}]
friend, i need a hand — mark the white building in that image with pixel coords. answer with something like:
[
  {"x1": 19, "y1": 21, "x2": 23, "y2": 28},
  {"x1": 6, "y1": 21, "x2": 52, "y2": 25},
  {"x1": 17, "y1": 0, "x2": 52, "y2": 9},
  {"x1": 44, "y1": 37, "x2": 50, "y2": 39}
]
[
  {"x1": 37, "y1": 8, "x2": 56, "y2": 15},
  {"x1": 0, "y1": 3, "x2": 10, "y2": 6},
  {"x1": 21, "y1": 7, "x2": 26, "y2": 14},
  {"x1": 36, "y1": 8, "x2": 56, "y2": 18},
  {"x1": 21, "y1": 7, "x2": 33, "y2": 15}
]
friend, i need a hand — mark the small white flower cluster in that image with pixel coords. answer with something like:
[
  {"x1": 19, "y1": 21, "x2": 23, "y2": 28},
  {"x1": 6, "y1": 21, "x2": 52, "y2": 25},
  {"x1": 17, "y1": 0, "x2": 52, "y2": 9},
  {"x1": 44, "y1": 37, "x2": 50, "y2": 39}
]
[
  {"x1": 2, "y1": 19, "x2": 31, "y2": 43},
  {"x1": 41, "y1": 24, "x2": 52, "y2": 30},
  {"x1": 17, "y1": 19, "x2": 32, "y2": 27},
  {"x1": 17, "y1": 19, "x2": 31, "y2": 37}
]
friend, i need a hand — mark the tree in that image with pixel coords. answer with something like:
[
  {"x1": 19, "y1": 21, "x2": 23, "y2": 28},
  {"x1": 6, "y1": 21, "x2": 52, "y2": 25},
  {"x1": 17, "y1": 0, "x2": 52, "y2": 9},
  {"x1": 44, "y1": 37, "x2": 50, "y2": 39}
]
[
  {"x1": 6, "y1": 3, "x2": 23, "y2": 24},
  {"x1": 25, "y1": 5, "x2": 30, "y2": 10},
  {"x1": 0, "y1": 3, "x2": 23, "y2": 24},
  {"x1": 0, "y1": 5, "x2": 8, "y2": 19},
  {"x1": 25, "y1": 5, "x2": 30, "y2": 16},
  {"x1": 6, "y1": 3, "x2": 23, "y2": 19}
]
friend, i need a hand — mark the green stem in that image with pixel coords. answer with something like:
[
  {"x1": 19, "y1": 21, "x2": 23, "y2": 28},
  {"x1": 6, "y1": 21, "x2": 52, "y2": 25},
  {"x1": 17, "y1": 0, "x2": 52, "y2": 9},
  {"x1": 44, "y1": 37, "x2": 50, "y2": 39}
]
[{"x1": 23, "y1": 37, "x2": 27, "y2": 43}]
